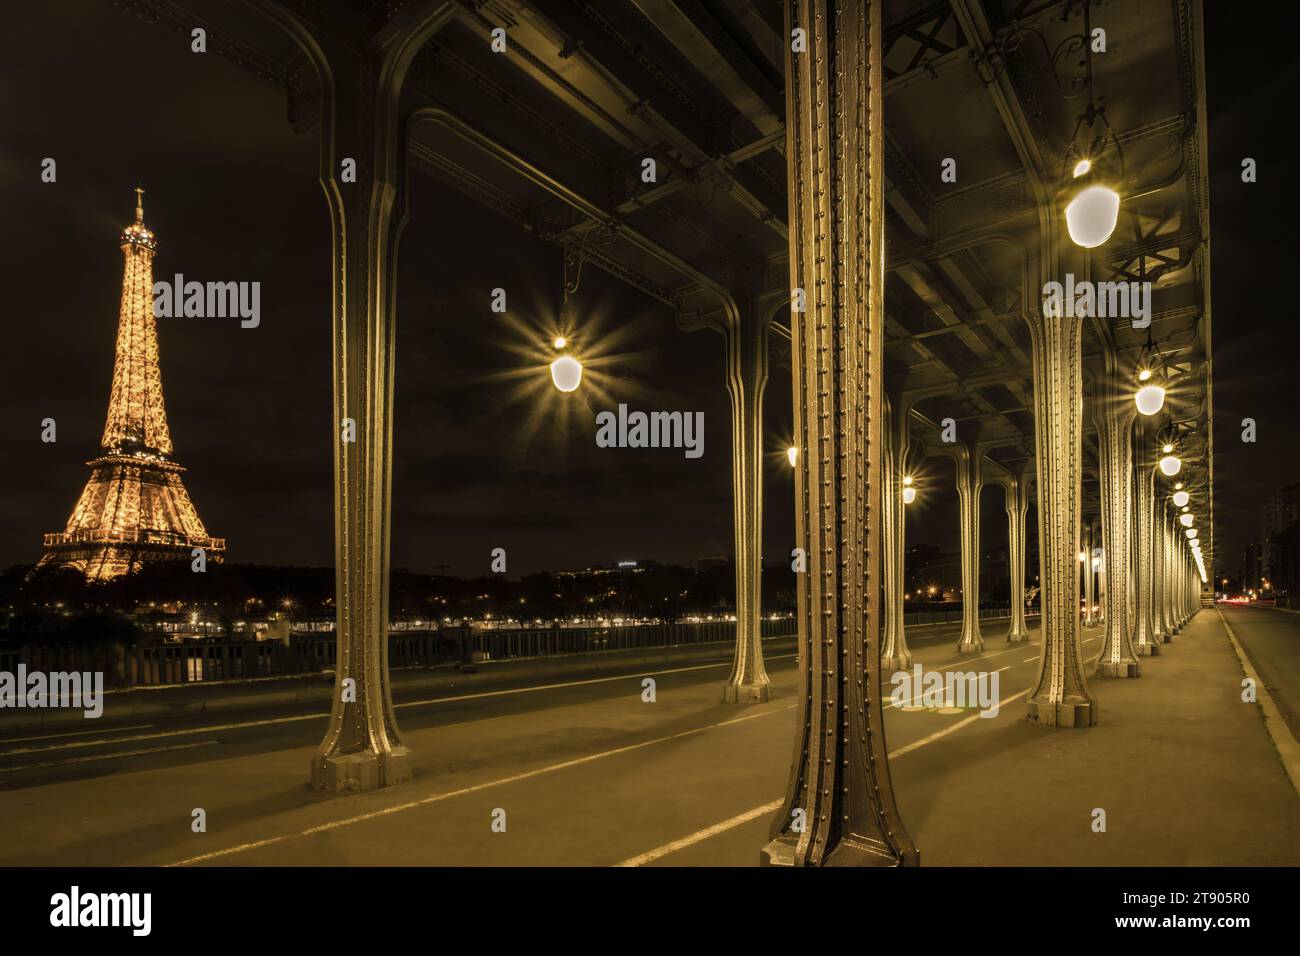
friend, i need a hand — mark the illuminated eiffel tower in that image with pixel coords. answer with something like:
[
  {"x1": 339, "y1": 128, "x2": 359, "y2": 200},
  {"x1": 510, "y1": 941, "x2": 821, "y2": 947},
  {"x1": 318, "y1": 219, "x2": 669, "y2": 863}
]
[{"x1": 39, "y1": 189, "x2": 224, "y2": 581}]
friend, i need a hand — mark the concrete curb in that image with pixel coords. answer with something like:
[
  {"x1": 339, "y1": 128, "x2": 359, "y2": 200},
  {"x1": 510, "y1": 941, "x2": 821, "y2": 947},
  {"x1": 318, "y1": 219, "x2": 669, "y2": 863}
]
[{"x1": 1216, "y1": 608, "x2": 1300, "y2": 797}]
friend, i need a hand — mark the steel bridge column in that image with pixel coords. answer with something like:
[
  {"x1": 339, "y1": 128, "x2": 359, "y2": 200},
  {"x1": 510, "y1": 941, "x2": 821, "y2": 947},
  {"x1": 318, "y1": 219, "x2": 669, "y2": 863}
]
[
  {"x1": 882, "y1": 396, "x2": 912, "y2": 671},
  {"x1": 722, "y1": 303, "x2": 773, "y2": 703},
  {"x1": 270, "y1": 1, "x2": 459, "y2": 791},
  {"x1": 1132, "y1": 429, "x2": 1161, "y2": 657},
  {"x1": 763, "y1": 0, "x2": 917, "y2": 867},
  {"x1": 1183, "y1": 535, "x2": 1191, "y2": 620},
  {"x1": 1004, "y1": 472, "x2": 1031, "y2": 643},
  {"x1": 1162, "y1": 513, "x2": 1178, "y2": 639},
  {"x1": 1025, "y1": 239, "x2": 1096, "y2": 727},
  {"x1": 1152, "y1": 503, "x2": 1169, "y2": 643},
  {"x1": 1082, "y1": 521, "x2": 1096, "y2": 626},
  {"x1": 954, "y1": 447, "x2": 985, "y2": 654},
  {"x1": 1096, "y1": 404, "x2": 1140, "y2": 678}
]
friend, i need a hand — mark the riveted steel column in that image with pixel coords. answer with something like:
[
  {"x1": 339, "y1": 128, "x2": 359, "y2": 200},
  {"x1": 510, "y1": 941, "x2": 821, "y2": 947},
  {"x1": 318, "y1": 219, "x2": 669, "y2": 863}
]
[
  {"x1": 1152, "y1": 500, "x2": 1169, "y2": 643},
  {"x1": 882, "y1": 396, "x2": 912, "y2": 671},
  {"x1": 1162, "y1": 512, "x2": 1178, "y2": 640},
  {"x1": 1025, "y1": 247, "x2": 1095, "y2": 726},
  {"x1": 954, "y1": 447, "x2": 984, "y2": 654},
  {"x1": 763, "y1": 0, "x2": 917, "y2": 867},
  {"x1": 267, "y1": 1, "x2": 459, "y2": 791},
  {"x1": 1096, "y1": 402, "x2": 1140, "y2": 678},
  {"x1": 1003, "y1": 472, "x2": 1031, "y2": 643},
  {"x1": 1082, "y1": 521, "x2": 1096, "y2": 626},
  {"x1": 723, "y1": 303, "x2": 773, "y2": 703},
  {"x1": 1181, "y1": 534, "x2": 1189, "y2": 620},
  {"x1": 1132, "y1": 429, "x2": 1161, "y2": 657}
]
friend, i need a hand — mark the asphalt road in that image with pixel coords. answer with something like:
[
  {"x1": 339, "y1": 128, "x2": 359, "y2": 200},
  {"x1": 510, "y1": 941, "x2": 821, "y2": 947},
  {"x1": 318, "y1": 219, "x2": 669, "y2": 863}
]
[
  {"x1": 0, "y1": 619, "x2": 1086, "y2": 864},
  {"x1": 1218, "y1": 604, "x2": 1300, "y2": 742},
  {"x1": 0, "y1": 612, "x2": 1294, "y2": 866}
]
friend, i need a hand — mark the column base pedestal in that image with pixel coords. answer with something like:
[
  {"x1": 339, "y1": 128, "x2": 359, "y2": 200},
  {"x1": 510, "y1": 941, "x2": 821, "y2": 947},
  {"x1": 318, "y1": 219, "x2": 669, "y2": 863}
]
[
  {"x1": 1005, "y1": 629, "x2": 1030, "y2": 643},
  {"x1": 1136, "y1": 643, "x2": 1161, "y2": 657},
  {"x1": 311, "y1": 746, "x2": 411, "y2": 792},
  {"x1": 761, "y1": 831, "x2": 917, "y2": 867},
  {"x1": 955, "y1": 635, "x2": 984, "y2": 654},
  {"x1": 1096, "y1": 659, "x2": 1141, "y2": 678},
  {"x1": 723, "y1": 680, "x2": 772, "y2": 704},
  {"x1": 1026, "y1": 696, "x2": 1096, "y2": 728},
  {"x1": 881, "y1": 653, "x2": 912, "y2": 674}
]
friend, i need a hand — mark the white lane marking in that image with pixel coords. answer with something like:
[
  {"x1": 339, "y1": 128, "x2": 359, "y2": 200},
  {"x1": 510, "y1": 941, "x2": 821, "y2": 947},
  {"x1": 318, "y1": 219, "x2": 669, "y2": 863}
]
[
  {"x1": 395, "y1": 655, "x2": 797, "y2": 710},
  {"x1": 617, "y1": 685, "x2": 1035, "y2": 866},
  {"x1": 167, "y1": 705, "x2": 795, "y2": 866},
  {"x1": 3, "y1": 657, "x2": 797, "y2": 758},
  {"x1": 0, "y1": 723, "x2": 153, "y2": 746},
  {"x1": 0, "y1": 741, "x2": 218, "y2": 774},
  {"x1": 617, "y1": 799, "x2": 785, "y2": 867},
  {"x1": 0, "y1": 716, "x2": 323, "y2": 756},
  {"x1": 893, "y1": 665, "x2": 1012, "y2": 709},
  {"x1": 888, "y1": 687, "x2": 1032, "y2": 759}
]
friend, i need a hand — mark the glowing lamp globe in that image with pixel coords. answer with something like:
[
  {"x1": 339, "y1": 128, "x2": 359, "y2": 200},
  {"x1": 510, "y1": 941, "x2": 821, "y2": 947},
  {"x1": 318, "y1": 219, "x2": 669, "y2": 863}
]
[
  {"x1": 1172, "y1": 490, "x2": 1189, "y2": 507},
  {"x1": 1185, "y1": 528, "x2": 1197, "y2": 539},
  {"x1": 1077, "y1": 551, "x2": 1088, "y2": 563},
  {"x1": 1179, "y1": 513, "x2": 1193, "y2": 527},
  {"x1": 549, "y1": 355, "x2": 583, "y2": 392},
  {"x1": 1135, "y1": 384, "x2": 1165, "y2": 416},
  {"x1": 787, "y1": 446, "x2": 798, "y2": 467},
  {"x1": 1065, "y1": 184, "x2": 1121, "y2": 248},
  {"x1": 902, "y1": 486, "x2": 917, "y2": 505},
  {"x1": 1158, "y1": 454, "x2": 1181, "y2": 477}
]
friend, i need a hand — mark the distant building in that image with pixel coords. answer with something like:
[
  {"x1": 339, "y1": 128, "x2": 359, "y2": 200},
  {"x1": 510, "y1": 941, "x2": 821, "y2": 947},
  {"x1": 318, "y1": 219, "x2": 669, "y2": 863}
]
[
  {"x1": 1270, "y1": 523, "x2": 1300, "y2": 605},
  {"x1": 1240, "y1": 540, "x2": 1262, "y2": 592},
  {"x1": 1261, "y1": 484, "x2": 1300, "y2": 585}
]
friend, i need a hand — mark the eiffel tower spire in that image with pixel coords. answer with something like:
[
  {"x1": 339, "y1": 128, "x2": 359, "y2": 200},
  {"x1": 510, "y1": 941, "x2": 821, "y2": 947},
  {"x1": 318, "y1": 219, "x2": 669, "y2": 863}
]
[
  {"x1": 39, "y1": 191, "x2": 224, "y2": 581},
  {"x1": 102, "y1": 184, "x2": 171, "y2": 457}
]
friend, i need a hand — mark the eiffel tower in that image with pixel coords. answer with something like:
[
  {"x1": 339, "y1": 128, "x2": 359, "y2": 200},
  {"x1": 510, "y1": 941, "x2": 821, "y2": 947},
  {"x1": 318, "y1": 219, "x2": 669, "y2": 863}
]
[{"x1": 39, "y1": 189, "x2": 225, "y2": 581}]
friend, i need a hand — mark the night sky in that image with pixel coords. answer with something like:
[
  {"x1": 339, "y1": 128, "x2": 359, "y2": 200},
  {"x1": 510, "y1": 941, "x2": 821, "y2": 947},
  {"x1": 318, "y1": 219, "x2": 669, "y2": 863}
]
[{"x1": 0, "y1": 1, "x2": 1294, "y2": 581}]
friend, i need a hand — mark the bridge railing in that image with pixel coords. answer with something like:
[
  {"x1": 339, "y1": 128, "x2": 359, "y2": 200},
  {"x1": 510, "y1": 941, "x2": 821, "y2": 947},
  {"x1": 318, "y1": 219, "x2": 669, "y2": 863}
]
[
  {"x1": 0, "y1": 618, "x2": 800, "y2": 688},
  {"x1": 0, "y1": 609, "x2": 1050, "y2": 688}
]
